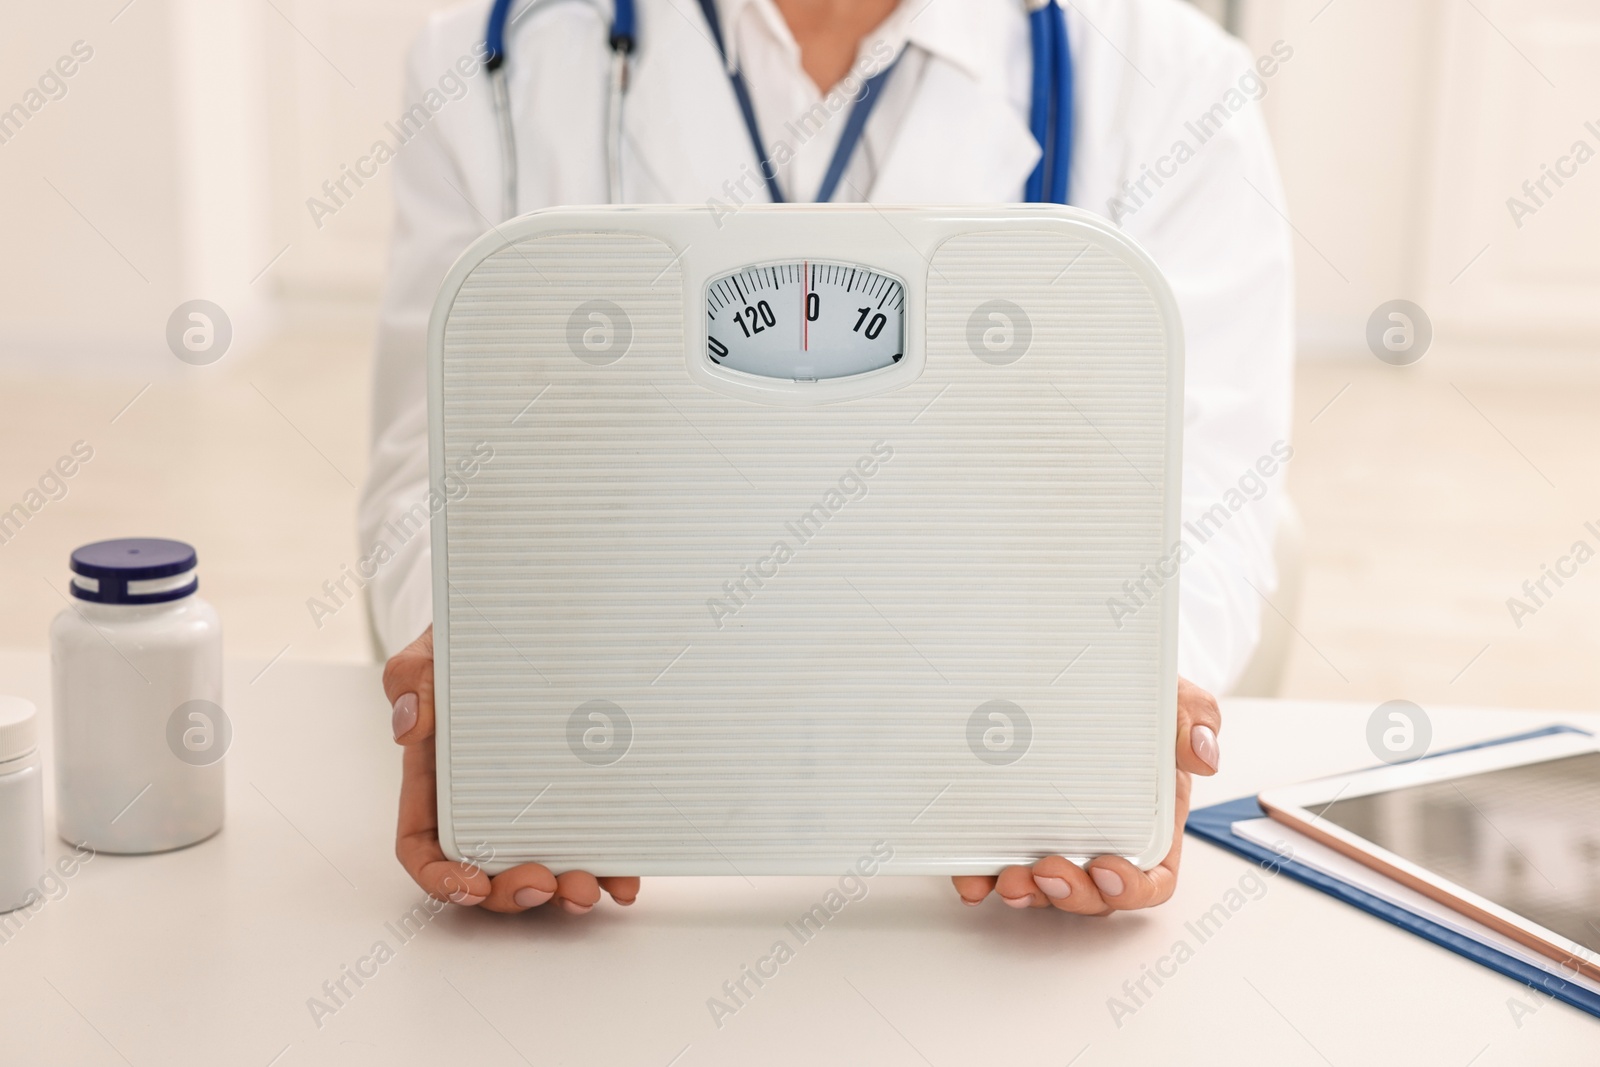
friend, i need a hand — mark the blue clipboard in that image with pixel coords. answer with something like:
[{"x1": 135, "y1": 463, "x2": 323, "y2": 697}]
[{"x1": 1185, "y1": 725, "x2": 1600, "y2": 1021}]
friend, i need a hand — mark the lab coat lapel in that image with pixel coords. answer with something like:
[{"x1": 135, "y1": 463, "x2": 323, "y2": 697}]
[
  {"x1": 623, "y1": 0, "x2": 773, "y2": 203},
  {"x1": 868, "y1": 59, "x2": 1041, "y2": 204}
]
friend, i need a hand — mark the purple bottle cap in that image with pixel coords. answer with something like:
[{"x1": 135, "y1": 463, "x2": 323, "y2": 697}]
[{"x1": 70, "y1": 538, "x2": 199, "y2": 604}]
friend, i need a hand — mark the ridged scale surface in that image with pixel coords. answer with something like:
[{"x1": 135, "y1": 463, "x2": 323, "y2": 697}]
[{"x1": 438, "y1": 229, "x2": 1174, "y2": 874}]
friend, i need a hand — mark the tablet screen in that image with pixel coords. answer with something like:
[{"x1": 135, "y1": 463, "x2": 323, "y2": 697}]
[{"x1": 1311, "y1": 752, "x2": 1600, "y2": 953}]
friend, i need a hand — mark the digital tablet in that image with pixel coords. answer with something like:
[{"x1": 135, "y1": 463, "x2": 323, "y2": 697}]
[{"x1": 1259, "y1": 731, "x2": 1600, "y2": 981}]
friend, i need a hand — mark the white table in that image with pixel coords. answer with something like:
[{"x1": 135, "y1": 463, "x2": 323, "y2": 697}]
[{"x1": 0, "y1": 649, "x2": 1594, "y2": 1066}]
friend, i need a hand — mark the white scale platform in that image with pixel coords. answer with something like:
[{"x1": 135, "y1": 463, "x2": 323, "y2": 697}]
[{"x1": 428, "y1": 205, "x2": 1182, "y2": 875}]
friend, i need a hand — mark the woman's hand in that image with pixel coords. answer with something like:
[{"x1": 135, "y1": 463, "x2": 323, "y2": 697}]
[
  {"x1": 951, "y1": 676, "x2": 1221, "y2": 914},
  {"x1": 383, "y1": 625, "x2": 640, "y2": 914}
]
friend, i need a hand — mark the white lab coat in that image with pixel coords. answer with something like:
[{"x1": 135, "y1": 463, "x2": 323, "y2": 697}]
[{"x1": 358, "y1": 0, "x2": 1295, "y2": 695}]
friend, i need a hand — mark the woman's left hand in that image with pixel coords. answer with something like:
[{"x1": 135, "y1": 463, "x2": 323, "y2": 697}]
[{"x1": 951, "y1": 676, "x2": 1221, "y2": 913}]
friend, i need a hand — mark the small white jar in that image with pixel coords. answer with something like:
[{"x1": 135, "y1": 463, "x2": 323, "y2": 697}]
[
  {"x1": 51, "y1": 538, "x2": 226, "y2": 854},
  {"x1": 0, "y1": 696, "x2": 45, "y2": 913}
]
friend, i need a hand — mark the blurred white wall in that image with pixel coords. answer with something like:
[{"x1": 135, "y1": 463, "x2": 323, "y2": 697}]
[
  {"x1": 259, "y1": 0, "x2": 449, "y2": 311},
  {"x1": 1418, "y1": 0, "x2": 1600, "y2": 345},
  {"x1": 1, "y1": 3, "x2": 180, "y2": 370},
  {"x1": 0, "y1": 0, "x2": 438, "y2": 372},
  {"x1": 1242, "y1": 0, "x2": 1600, "y2": 354},
  {"x1": 2, "y1": 0, "x2": 1599, "y2": 367}
]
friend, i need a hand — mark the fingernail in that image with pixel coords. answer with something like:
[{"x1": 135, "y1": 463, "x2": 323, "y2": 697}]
[
  {"x1": 559, "y1": 898, "x2": 594, "y2": 915},
  {"x1": 1191, "y1": 723, "x2": 1219, "y2": 771},
  {"x1": 613, "y1": 896, "x2": 636, "y2": 906},
  {"x1": 1001, "y1": 893, "x2": 1033, "y2": 909},
  {"x1": 961, "y1": 897, "x2": 981, "y2": 907},
  {"x1": 392, "y1": 692, "x2": 418, "y2": 740},
  {"x1": 513, "y1": 887, "x2": 554, "y2": 908},
  {"x1": 1089, "y1": 867, "x2": 1124, "y2": 898},
  {"x1": 1033, "y1": 875, "x2": 1071, "y2": 900},
  {"x1": 450, "y1": 892, "x2": 486, "y2": 906}
]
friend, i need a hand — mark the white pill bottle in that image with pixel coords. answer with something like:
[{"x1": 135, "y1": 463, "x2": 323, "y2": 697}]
[
  {"x1": 0, "y1": 696, "x2": 45, "y2": 913},
  {"x1": 51, "y1": 538, "x2": 226, "y2": 853}
]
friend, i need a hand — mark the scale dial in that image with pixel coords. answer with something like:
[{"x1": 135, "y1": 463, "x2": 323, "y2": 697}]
[{"x1": 705, "y1": 261, "x2": 905, "y2": 381}]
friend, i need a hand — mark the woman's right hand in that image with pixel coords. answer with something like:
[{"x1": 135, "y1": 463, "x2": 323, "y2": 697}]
[{"x1": 383, "y1": 625, "x2": 640, "y2": 914}]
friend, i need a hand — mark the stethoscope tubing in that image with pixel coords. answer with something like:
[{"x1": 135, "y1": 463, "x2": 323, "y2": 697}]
[{"x1": 485, "y1": 0, "x2": 1071, "y2": 216}]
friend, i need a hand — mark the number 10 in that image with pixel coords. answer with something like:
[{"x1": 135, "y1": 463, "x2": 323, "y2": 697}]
[{"x1": 853, "y1": 307, "x2": 886, "y2": 340}]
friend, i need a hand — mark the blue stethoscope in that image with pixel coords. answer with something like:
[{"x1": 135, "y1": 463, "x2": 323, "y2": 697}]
[{"x1": 484, "y1": 0, "x2": 1072, "y2": 217}]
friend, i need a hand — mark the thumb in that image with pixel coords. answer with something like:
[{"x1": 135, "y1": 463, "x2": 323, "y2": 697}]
[
  {"x1": 382, "y1": 625, "x2": 435, "y2": 744},
  {"x1": 1175, "y1": 676, "x2": 1221, "y2": 776}
]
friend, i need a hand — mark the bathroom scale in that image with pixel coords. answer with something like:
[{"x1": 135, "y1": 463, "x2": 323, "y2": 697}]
[{"x1": 427, "y1": 204, "x2": 1182, "y2": 876}]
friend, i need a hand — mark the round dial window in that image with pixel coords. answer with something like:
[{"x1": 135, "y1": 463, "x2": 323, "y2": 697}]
[{"x1": 705, "y1": 261, "x2": 905, "y2": 381}]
